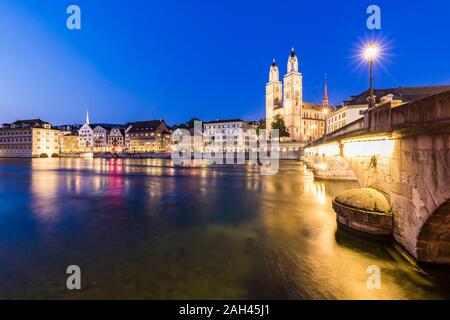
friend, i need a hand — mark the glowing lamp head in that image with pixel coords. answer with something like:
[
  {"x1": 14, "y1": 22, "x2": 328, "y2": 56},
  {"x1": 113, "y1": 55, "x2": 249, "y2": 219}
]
[{"x1": 364, "y1": 44, "x2": 379, "y2": 61}]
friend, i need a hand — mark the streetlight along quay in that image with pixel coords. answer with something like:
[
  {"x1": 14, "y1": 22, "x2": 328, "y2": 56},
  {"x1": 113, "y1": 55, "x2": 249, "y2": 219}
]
[{"x1": 364, "y1": 44, "x2": 379, "y2": 109}]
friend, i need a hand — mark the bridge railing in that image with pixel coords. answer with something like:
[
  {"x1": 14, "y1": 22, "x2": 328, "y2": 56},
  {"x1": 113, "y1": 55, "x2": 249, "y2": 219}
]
[
  {"x1": 312, "y1": 118, "x2": 365, "y2": 145},
  {"x1": 308, "y1": 90, "x2": 450, "y2": 147}
]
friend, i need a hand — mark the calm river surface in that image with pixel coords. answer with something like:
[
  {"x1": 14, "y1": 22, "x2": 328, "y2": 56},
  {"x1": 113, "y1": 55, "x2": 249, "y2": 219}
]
[{"x1": 0, "y1": 158, "x2": 449, "y2": 300}]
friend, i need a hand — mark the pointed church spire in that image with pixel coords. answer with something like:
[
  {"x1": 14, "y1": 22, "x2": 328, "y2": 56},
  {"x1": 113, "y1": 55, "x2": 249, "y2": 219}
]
[
  {"x1": 288, "y1": 47, "x2": 298, "y2": 72},
  {"x1": 86, "y1": 110, "x2": 90, "y2": 125},
  {"x1": 290, "y1": 47, "x2": 296, "y2": 58},
  {"x1": 269, "y1": 58, "x2": 279, "y2": 82},
  {"x1": 323, "y1": 74, "x2": 329, "y2": 107},
  {"x1": 271, "y1": 58, "x2": 277, "y2": 67}
]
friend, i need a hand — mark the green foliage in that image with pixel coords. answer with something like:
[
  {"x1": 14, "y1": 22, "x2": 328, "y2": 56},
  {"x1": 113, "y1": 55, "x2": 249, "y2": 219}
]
[
  {"x1": 256, "y1": 119, "x2": 266, "y2": 132},
  {"x1": 177, "y1": 118, "x2": 201, "y2": 130},
  {"x1": 271, "y1": 115, "x2": 290, "y2": 138}
]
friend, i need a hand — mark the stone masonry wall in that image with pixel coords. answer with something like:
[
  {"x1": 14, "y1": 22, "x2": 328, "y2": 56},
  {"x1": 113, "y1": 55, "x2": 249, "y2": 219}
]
[{"x1": 306, "y1": 91, "x2": 450, "y2": 262}]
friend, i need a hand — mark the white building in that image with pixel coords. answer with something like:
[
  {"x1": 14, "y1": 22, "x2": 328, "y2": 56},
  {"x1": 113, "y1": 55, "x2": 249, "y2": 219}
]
[
  {"x1": 78, "y1": 112, "x2": 94, "y2": 149},
  {"x1": 203, "y1": 119, "x2": 255, "y2": 152},
  {"x1": 325, "y1": 86, "x2": 450, "y2": 135},
  {"x1": 326, "y1": 105, "x2": 367, "y2": 134}
]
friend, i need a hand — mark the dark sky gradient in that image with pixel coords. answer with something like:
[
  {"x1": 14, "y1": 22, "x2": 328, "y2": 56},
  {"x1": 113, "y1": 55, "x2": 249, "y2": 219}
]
[{"x1": 0, "y1": 0, "x2": 449, "y2": 125}]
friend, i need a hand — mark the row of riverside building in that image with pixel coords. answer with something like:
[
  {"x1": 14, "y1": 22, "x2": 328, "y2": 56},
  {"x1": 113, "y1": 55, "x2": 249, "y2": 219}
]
[
  {"x1": 0, "y1": 115, "x2": 264, "y2": 158},
  {"x1": 2, "y1": 48, "x2": 450, "y2": 158},
  {"x1": 0, "y1": 116, "x2": 174, "y2": 158},
  {"x1": 2, "y1": 83, "x2": 450, "y2": 159}
]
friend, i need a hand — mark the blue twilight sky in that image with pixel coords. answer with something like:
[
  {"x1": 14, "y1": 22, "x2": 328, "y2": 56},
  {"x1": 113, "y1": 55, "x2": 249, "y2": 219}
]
[{"x1": 0, "y1": 0, "x2": 449, "y2": 125}]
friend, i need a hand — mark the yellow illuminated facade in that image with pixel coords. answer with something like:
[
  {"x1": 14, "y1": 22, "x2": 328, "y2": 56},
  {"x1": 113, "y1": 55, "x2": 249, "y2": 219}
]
[
  {"x1": 61, "y1": 134, "x2": 80, "y2": 154},
  {"x1": 126, "y1": 120, "x2": 172, "y2": 153},
  {"x1": 266, "y1": 48, "x2": 328, "y2": 144},
  {"x1": 0, "y1": 120, "x2": 61, "y2": 158}
]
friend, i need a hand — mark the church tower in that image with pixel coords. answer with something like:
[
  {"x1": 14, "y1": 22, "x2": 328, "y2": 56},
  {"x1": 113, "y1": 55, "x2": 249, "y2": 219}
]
[
  {"x1": 323, "y1": 74, "x2": 329, "y2": 107},
  {"x1": 265, "y1": 59, "x2": 282, "y2": 131},
  {"x1": 283, "y1": 48, "x2": 303, "y2": 141}
]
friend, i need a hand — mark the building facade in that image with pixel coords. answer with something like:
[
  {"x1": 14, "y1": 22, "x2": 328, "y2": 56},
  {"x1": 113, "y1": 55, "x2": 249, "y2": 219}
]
[
  {"x1": 126, "y1": 120, "x2": 172, "y2": 153},
  {"x1": 326, "y1": 105, "x2": 367, "y2": 134},
  {"x1": 203, "y1": 119, "x2": 255, "y2": 152},
  {"x1": 93, "y1": 125, "x2": 109, "y2": 152},
  {"x1": 60, "y1": 134, "x2": 80, "y2": 154},
  {"x1": 108, "y1": 128, "x2": 125, "y2": 152},
  {"x1": 325, "y1": 85, "x2": 450, "y2": 134},
  {"x1": 77, "y1": 111, "x2": 126, "y2": 153},
  {"x1": 78, "y1": 112, "x2": 94, "y2": 150},
  {"x1": 266, "y1": 49, "x2": 303, "y2": 142},
  {"x1": 302, "y1": 103, "x2": 327, "y2": 143},
  {"x1": 266, "y1": 48, "x2": 328, "y2": 143},
  {"x1": 0, "y1": 119, "x2": 61, "y2": 158}
]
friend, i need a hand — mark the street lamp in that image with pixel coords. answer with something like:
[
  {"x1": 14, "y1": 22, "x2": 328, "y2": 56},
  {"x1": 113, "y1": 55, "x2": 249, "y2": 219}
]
[{"x1": 364, "y1": 44, "x2": 379, "y2": 108}]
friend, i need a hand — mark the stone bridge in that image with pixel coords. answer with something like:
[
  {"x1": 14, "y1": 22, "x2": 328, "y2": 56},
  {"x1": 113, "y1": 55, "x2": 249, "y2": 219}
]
[{"x1": 303, "y1": 91, "x2": 450, "y2": 264}]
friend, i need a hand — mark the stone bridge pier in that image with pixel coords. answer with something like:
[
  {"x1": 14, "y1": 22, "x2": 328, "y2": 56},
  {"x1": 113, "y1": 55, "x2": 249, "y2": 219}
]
[{"x1": 304, "y1": 91, "x2": 450, "y2": 264}]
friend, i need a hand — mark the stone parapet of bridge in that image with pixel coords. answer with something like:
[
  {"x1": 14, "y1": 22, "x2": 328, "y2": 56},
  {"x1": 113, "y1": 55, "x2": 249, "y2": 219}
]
[{"x1": 304, "y1": 90, "x2": 450, "y2": 264}]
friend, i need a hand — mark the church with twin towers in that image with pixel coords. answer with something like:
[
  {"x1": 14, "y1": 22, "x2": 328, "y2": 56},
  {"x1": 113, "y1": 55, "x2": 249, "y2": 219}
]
[{"x1": 266, "y1": 48, "x2": 328, "y2": 143}]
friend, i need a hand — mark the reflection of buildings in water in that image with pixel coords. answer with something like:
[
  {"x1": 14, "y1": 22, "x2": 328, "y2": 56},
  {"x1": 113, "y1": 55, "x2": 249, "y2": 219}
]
[
  {"x1": 30, "y1": 159, "x2": 60, "y2": 223},
  {"x1": 304, "y1": 181, "x2": 326, "y2": 205},
  {"x1": 246, "y1": 171, "x2": 263, "y2": 192},
  {"x1": 93, "y1": 159, "x2": 130, "y2": 196},
  {"x1": 260, "y1": 171, "x2": 410, "y2": 299},
  {"x1": 65, "y1": 173, "x2": 81, "y2": 194}
]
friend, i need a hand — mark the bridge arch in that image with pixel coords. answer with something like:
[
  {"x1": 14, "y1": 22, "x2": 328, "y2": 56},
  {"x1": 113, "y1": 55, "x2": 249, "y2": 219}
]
[
  {"x1": 304, "y1": 90, "x2": 450, "y2": 263},
  {"x1": 417, "y1": 200, "x2": 450, "y2": 264}
]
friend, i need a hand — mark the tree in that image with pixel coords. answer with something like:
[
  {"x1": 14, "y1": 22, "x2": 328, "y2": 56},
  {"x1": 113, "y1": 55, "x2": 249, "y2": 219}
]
[
  {"x1": 185, "y1": 118, "x2": 201, "y2": 129},
  {"x1": 176, "y1": 118, "x2": 201, "y2": 130},
  {"x1": 256, "y1": 119, "x2": 266, "y2": 132},
  {"x1": 271, "y1": 115, "x2": 290, "y2": 138}
]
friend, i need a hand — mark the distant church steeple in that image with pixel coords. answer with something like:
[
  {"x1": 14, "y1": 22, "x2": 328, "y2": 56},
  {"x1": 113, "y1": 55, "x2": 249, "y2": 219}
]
[
  {"x1": 269, "y1": 59, "x2": 280, "y2": 83},
  {"x1": 323, "y1": 74, "x2": 329, "y2": 107},
  {"x1": 85, "y1": 110, "x2": 90, "y2": 125},
  {"x1": 287, "y1": 47, "x2": 299, "y2": 73}
]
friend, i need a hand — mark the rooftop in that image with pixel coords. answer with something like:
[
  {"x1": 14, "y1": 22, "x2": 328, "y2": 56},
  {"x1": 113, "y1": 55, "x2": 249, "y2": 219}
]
[
  {"x1": 2, "y1": 119, "x2": 52, "y2": 129},
  {"x1": 204, "y1": 119, "x2": 245, "y2": 124},
  {"x1": 12, "y1": 119, "x2": 50, "y2": 126},
  {"x1": 303, "y1": 102, "x2": 324, "y2": 110},
  {"x1": 91, "y1": 123, "x2": 126, "y2": 130},
  {"x1": 127, "y1": 120, "x2": 170, "y2": 133},
  {"x1": 345, "y1": 85, "x2": 450, "y2": 106}
]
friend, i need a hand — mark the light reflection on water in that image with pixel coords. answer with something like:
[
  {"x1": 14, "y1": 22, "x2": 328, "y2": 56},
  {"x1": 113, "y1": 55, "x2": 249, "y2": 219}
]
[{"x1": 0, "y1": 158, "x2": 449, "y2": 300}]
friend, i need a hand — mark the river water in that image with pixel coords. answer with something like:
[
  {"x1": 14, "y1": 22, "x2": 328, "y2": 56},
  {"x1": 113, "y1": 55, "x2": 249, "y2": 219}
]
[{"x1": 0, "y1": 158, "x2": 449, "y2": 299}]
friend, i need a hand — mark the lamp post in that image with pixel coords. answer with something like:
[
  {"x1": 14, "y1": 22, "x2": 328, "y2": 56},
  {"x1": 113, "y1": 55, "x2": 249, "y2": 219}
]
[{"x1": 365, "y1": 44, "x2": 378, "y2": 109}]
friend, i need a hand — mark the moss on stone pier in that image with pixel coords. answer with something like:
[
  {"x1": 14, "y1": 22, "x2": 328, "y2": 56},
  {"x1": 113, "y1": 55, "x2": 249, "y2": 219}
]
[{"x1": 335, "y1": 188, "x2": 391, "y2": 214}]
